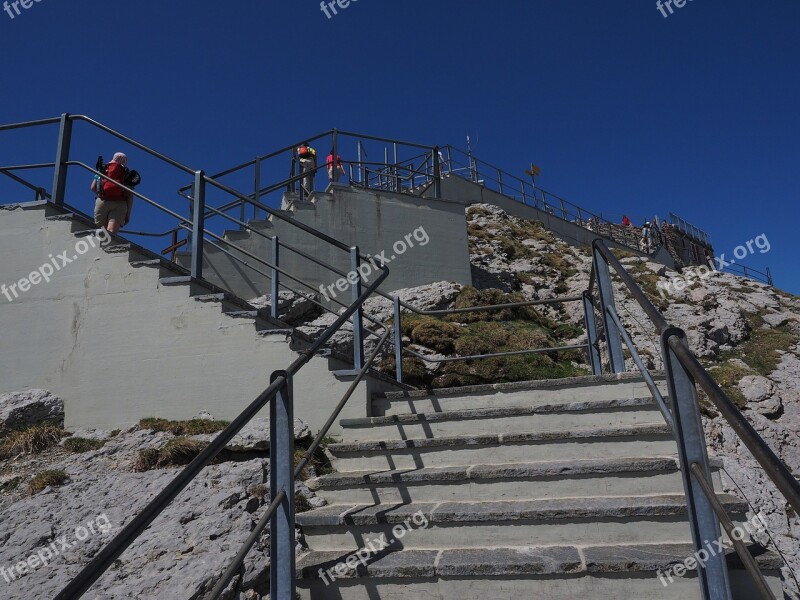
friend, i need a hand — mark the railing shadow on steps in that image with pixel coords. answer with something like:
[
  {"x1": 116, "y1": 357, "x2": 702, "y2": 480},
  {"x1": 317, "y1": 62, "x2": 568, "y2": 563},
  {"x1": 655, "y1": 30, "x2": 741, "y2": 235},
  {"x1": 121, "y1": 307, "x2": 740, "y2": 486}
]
[
  {"x1": 3, "y1": 115, "x2": 796, "y2": 598},
  {"x1": 588, "y1": 238, "x2": 800, "y2": 600}
]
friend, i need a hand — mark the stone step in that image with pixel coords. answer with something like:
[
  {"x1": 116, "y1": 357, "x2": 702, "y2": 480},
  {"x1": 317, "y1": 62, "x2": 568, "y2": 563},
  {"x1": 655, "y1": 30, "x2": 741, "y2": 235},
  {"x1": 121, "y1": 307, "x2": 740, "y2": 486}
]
[
  {"x1": 296, "y1": 543, "x2": 783, "y2": 600},
  {"x1": 307, "y1": 456, "x2": 726, "y2": 504},
  {"x1": 342, "y1": 397, "x2": 664, "y2": 442},
  {"x1": 371, "y1": 374, "x2": 665, "y2": 416},
  {"x1": 297, "y1": 494, "x2": 748, "y2": 551},
  {"x1": 327, "y1": 423, "x2": 676, "y2": 470}
]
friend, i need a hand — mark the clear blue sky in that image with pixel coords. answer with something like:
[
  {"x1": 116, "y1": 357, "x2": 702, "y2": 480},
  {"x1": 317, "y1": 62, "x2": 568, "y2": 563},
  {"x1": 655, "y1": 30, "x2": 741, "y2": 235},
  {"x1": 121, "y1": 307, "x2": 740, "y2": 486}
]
[{"x1": 1, "y1": 0, "x2": 798, "y2": 293}]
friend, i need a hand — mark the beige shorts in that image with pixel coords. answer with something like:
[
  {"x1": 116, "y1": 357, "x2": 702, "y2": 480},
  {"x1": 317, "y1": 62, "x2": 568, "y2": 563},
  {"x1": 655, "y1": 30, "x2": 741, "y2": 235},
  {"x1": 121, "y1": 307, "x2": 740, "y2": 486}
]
[{"x1": 94, "y1": 197, "x2": 127, "y2": 227}]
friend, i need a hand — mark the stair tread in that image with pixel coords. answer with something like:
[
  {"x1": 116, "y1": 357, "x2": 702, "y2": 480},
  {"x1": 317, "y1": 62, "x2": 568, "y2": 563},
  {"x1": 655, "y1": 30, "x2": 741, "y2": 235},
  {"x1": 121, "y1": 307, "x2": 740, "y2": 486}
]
[
  {"x1": 344, "y1": 397, "x2": 658, "y2": 427},
  {"x1": 329, "y1": 423, "x2": 673, "y2": 453},
  {"x1": 296, "y1": 494, "x2": 747, "y2": 527},
  {"x1": 296, "y1": 543, "x2": 781, "y2": 579},
  {"x1": 308, "y1": 456, "x2": 681, "y2": 489},
  {"x1": 372, "y1": 372, "x2": 665, "y2": 401}
]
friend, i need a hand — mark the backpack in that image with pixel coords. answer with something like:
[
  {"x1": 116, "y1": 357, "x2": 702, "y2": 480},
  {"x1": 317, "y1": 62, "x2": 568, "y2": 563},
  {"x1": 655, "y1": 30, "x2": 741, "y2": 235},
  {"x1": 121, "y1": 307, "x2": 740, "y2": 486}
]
[
  {"x1": 101, "y1": 162, "x2": 128, "y2": 200},
  {"x1": 298, "y1": 145, "x2": 315, "y2": 159}
]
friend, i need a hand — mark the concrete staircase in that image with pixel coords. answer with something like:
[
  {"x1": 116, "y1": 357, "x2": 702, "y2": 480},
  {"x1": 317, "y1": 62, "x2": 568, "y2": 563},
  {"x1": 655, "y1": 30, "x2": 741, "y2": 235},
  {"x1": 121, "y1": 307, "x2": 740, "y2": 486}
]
[
  {"x1": 296, "y1": 376, "x2": 784, "y2": 599},
  {"x1": 0, "y1": 201, "x2": 401, "y2": 432}
]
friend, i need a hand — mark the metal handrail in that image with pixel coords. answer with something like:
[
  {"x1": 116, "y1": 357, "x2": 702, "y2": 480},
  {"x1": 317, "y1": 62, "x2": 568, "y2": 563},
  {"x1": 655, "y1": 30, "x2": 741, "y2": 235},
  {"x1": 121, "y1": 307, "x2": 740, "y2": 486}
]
[
  {"x1": 209, "y1": 325, "x2": 394, "y2": 599},
  {"x1": 0, "y1": 168, "x2": 50, "y2": 201},
  {"x1": 54, "y1": 247, "x2": 391, "y2": 600},
  {"x1": 589, "y1": 238, "x2": 799, "y2": 598}
]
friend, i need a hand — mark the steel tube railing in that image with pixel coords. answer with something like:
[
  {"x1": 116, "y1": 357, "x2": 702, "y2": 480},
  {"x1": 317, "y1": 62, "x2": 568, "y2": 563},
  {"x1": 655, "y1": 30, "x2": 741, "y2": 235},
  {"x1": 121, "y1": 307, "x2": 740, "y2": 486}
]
[
  {"x1": 689, "y1": 463, "x2": 777, "y2": 600},
  {"x1": 54, "y1": 254, "x2": 390, "y2": 600}
]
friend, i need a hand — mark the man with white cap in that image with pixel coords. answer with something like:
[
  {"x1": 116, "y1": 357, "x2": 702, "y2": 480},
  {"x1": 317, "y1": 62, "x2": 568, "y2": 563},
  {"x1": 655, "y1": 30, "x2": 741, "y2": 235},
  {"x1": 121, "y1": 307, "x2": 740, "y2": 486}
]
[{"x1": 92, "y1": 152, "x2": 133, "y2": 234}]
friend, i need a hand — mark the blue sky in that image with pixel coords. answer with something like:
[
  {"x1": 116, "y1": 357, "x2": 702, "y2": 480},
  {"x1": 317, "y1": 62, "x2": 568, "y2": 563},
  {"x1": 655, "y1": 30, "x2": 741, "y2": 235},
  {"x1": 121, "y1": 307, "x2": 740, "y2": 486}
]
[{"x1": 1, "y1": 0, "x2": 798, "y2": 293}]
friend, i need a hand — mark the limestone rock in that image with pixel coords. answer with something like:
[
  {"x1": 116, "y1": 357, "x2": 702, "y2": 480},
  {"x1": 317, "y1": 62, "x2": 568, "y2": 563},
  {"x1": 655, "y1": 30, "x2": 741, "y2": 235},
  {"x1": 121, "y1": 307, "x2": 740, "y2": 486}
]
[{"x1": 0, "y1": 390, "x2": 64, "y2": 432}]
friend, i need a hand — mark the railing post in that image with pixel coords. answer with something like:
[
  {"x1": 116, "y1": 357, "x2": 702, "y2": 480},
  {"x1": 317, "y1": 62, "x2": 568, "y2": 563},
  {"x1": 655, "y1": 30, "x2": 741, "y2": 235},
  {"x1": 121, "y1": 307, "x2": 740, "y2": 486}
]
[
  {"x1": 582, "y1": 292, "x2": 603, "y2": 375},
  {"x1": 332, "y1": 129, "x2": 339, "y2": 184},
  {"x1": 593, "y1": 245, "x2": 625, "y2": 373},
  {"x1": 521, "y1": 181, "x2": 527, "y2": 205},
  {"x1": 190, "y1": 170, "x2": 205, "y2": 279},
  {"x1": 271, "y1": 237, "x2": 280, "y2": 320},
  {"x1": 498, "y1": 169, "x2": 503, "y2": 195},
  {"x1": 254, "y1": 156, "x2": 261, "y2": 221},
  {"x1": 393, "y1": 296, "x2": 403, "y2": 384},
  {"x1": 351, "y1": 246, "x2": 365, "y2": 370},
  {"x1": 51, "y1": 113, "x2": 72, "y2": 207},
  {"x1": 660, "y1": 328, "x2": 732, "y2": 600},
  {"x1": 269, "y1": 370, "x2": 296, "y2": 600},
  {"x1": 433, "y1": 146, "x2": 442, "y2": 198}
]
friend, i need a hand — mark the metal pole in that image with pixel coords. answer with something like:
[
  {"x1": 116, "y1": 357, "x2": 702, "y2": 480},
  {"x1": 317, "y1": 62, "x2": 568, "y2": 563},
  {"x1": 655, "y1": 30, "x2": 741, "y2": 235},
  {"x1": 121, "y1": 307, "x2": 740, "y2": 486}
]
[
  {"x1": 269, "y1": 370, "x2": 296, "y2": 600},
  {"x1": 254, "y1": 157, "x2": 261, "y2": 221},
  {"x1": 521, "y1": 181, "x2": 527, "y2": 205},
  {"x1": 357, "y1": 141, "x2": 363, "y2": 184},
  {"x1": 394, "y1": 296, "x2": 403, "y2": 383},
  {"x1": 661, "y1": 328, "x2": 732, "y2": 600},
  {"x1": 351, "y1": 246, "x2": 365, "y2": 370},
  {"x1": 271, "y1": 237, "x2": 279, "y2": 320},
  {"x1": 190, "y1": 171, "x2": 205, "y2": 279},
  {"x1": 51, "y1": 113, "x2": 73, "y2": 207},
  {"x1": 582, "y1": 292, "x2": 602, "y2": 375},
  {"x1": 592, "y1": 244, "x2": 625, "y2": 372},
  {"x1": 394, "y1": 142, "x2": 399, "y2": 192},
  {"x1": 332, "y1": 129, "x2": 339, "y2": 184},
  {"x1": 433, "y1": 146, "x2": 442, "y2": 199},
  {"x1": 498, "y1": 170, "x2": 503, "y2": 195}
]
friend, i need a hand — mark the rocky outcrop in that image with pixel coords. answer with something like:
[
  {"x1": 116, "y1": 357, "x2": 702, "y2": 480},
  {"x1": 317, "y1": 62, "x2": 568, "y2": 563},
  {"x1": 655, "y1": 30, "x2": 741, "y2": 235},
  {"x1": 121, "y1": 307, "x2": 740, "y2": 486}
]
[
  {"x1": 0, "y1": 390, "x2": 64, "y2": 432},
  {"x1": 0, "y1": 410, "x2": 320, "y2": 599}
]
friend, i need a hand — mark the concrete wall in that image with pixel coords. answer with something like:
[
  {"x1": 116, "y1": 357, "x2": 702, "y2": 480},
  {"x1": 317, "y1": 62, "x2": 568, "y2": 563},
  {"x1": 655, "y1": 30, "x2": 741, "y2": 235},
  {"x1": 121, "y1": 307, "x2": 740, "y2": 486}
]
[
  {"x1": 0, "y1": 203, "x2": 400, "y2": 433},
  {"x1": 179, "y1": 185, "x2": 473, "y2": 301}
]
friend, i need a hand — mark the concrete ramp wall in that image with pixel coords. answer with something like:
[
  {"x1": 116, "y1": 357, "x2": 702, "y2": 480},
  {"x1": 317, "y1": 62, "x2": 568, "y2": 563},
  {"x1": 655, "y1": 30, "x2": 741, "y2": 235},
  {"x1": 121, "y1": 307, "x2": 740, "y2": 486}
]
[{"x1": 0, "y1": 202, "x2": 400, "y2": 432}]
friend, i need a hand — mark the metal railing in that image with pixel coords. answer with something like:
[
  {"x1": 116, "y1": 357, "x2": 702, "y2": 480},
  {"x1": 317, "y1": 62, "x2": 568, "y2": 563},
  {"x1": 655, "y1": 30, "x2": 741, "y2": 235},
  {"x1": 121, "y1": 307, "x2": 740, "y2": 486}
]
[
  {"x1": 588, "y1": 238, "x2": 799, "y2": 600},
  {"x1": 3, "y1": 116, "x2": 793, "y2": 598}
]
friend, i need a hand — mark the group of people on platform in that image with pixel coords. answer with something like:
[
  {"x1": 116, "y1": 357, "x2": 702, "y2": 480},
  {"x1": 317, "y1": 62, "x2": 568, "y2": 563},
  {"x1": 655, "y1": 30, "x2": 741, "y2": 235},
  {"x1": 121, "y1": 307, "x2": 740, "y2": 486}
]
[{"x1": 296, "y1": 142, "x2": 345, "y2": 196}]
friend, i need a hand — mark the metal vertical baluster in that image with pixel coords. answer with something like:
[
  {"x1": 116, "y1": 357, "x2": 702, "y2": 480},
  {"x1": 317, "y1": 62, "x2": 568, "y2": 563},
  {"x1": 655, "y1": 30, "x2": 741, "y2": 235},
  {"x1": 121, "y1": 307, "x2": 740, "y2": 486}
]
[
  {"x1": 271, "y1": 237, "x2": 279, "y2": 320},
  {"x1": 332, "y1": 129, "x2": 339, "y2": 184},
  {"x1": 394, "y1": 296, "x2": 403, "y2": 384},
  {"x1": 254, "y1": 157, "x2": 261, "y2": 221},
  {"x1": 582, "y1": 292, "x2": 602, "y2": 375},
  {"x1": 433, "y1": 146, "x2": 442, "y2": 198},
  {"x1": 661, "y1": 329, "x2": 732, "y2": 600},
  {"x1": 593, "y1": 244, "x2": 625, "y2": 372},
  {"x1": 52, "y1": 113, "x2": 73, "y2": 207},
  {"x1": 351, "y1": 246, "x2": 365, "y2": 370},
  {"x1": 269, "y1": 370, "x2": 296, "y2": 600},
  {"x1": 190, "y1": 171, "x2": 205, "y2": 280}
]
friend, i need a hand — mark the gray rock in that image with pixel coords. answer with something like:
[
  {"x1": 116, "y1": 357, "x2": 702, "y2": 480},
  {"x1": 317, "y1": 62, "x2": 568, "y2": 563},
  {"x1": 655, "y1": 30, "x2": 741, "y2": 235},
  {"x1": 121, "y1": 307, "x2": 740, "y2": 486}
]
[
  {"x1": 738, "y1": 375, "x2": 783, "y2": 417},
  {"x1": 0, "y1": 390, "x2": 64, "y2": 432}
]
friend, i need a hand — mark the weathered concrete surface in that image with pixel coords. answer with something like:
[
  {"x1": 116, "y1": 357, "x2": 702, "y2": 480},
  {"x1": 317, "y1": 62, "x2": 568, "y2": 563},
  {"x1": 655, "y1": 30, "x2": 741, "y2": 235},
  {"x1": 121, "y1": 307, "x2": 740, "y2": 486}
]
[
  {"x1": 0, "y1": 204, "x2": 401, "y2": 434},
  {"x1": 178, "y1": 184, "x2": 473, "y2": 299}
]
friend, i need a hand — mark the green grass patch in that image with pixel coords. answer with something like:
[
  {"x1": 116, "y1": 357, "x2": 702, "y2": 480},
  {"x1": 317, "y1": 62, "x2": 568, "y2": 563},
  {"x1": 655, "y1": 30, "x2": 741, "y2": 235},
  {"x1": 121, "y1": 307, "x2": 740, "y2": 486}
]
[
  {"x1": 28, "y1": 470, "x2": 69, "y2": 494},
  {"x1": 738, "y1": 313, "x2": 796, "y2": 376},
  {"x1": 64, "y1": 437, "x2": 107, "y2": 453},
  {"x1": 706, "y1": 362, "x2": 755, "y2": 410},
  {"x1": 0, "y1": 424, "x2": 68, "y2": 460},
  {"x1": 134, "y1": 438, "x2": 209, "y2": 472},
  {"x1": 139, "y1": 418, "x2": 230, "y2": 436}
]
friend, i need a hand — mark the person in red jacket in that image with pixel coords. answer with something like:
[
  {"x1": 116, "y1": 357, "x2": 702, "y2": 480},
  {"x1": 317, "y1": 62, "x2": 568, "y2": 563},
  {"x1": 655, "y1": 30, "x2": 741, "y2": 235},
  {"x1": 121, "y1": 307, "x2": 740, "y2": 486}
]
[
  {"x1": 327, "y1": 149, "x2": 345, "y2": 182},
  {"x1": 92, "y1": 152, "x2": 133, "y2": 234},
  {"x1": 621, "y1": 215, "x2": 631, "y2": 227}
]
